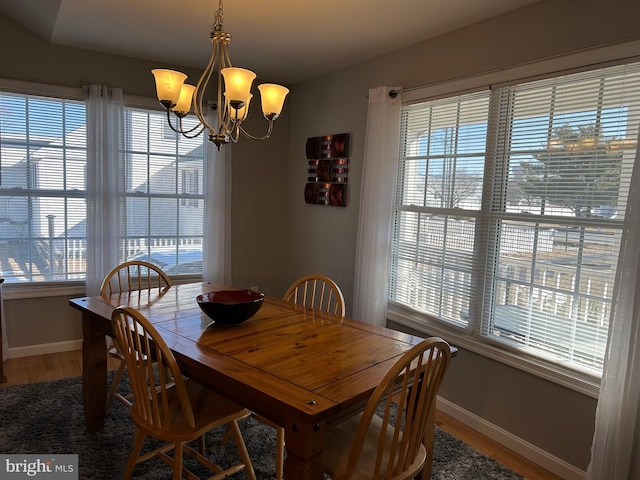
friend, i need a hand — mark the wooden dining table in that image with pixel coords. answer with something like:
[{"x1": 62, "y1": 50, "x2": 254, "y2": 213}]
[{"x1": 69, "y1": 281, "x2": 430, "y2": 480}]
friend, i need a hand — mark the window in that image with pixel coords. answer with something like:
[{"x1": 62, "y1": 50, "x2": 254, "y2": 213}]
[
  {"x1": 0, "y1": 92, "x2": 87, "y2": 282},
  {"x1": 0, "y1": 88, "x2": 206, "y2": 283},
  {"x1": 122, "y1": 107, "x2": 205, "y2": 276},
  {"x1": 390, "y1": 61, "x2": 640, "y2": 382}
]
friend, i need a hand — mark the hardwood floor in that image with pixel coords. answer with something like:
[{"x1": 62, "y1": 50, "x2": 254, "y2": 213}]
[
  {"x1": 434, "y1": 412, "x2": 563, "y2": 480},
  {"x1": 0, "y1": 350, "x2": 563, "y2": 480}
]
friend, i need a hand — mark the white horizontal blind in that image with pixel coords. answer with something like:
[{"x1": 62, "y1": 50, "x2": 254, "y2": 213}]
[
  {"x1": 390, "y1": 91, "x2": 490, "y2": 326},
  {"x1": 483, "y1": 63, "x2": 640, "y2": 375},
  {"x1": 0, "y1": 92, "x2": 87, "y2": 282},
  {"x1": 122, "y1": 108, "x2": 205, "y2": 275},
  {"x1": 390, "y1": 61, "x2": 640, "y2": 376}
]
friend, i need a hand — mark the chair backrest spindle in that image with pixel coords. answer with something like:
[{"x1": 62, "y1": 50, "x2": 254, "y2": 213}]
[
  {"x1": 284, "y1": 274, "x2": 345, "y2": 317},
  {"x1": 100, "y1": 260, "x2": 172, "y2": 297}
]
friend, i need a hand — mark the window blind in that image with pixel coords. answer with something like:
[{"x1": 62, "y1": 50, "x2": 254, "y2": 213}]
[
  {"x1": 122, "y1": 108, "x2": 205, "y2": 275},
  {"x1": 390, "y1": 61, "x2": 640, "y2": 376},
  {"x1": 391, "y1": 91, "x2": 489, "y2": 326},
  {"x1": 0, "y1": 92, "x2": 87, "y2": 282},
  {"x1": 483, "y1": 63, "x2": 640, "y2": 374}
]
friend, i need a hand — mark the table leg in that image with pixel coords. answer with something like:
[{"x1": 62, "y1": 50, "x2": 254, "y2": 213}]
[
  {"x1": 82, "y1": 312, "x2": 107, "y2": 433},
  {"x1": 283, "y1": 418, "x2": 326, "y2": 480}
]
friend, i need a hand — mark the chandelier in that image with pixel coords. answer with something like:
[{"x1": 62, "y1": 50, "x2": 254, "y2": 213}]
[{"x1": 151, "y1": 0, "x2": 289, "y2": 149}]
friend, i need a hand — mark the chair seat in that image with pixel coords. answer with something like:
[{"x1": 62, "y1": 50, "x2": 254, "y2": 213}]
[
  {"x1": 323, "y1": 413, "x2": 427, "y2": 480},
  {"x1": 131, "y1": 378, "x2": 251, "y2": 443}
]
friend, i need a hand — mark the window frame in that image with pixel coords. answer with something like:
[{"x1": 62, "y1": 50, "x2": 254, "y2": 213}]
[
  {"x1": 0, "y1": 83, "x2": 206, "y2": 298},
  {"x1": 121, "y1": 103, "x2": 206, "y2": 278},
  {"x1": 0, "y1": 80, "x2": 87, "y2": 299},
  {"x1": 387, "y1": 40, "x2": 640, "y2": 398}
]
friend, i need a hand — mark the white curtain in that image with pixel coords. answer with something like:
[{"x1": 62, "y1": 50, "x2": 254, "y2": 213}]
[
  {"x1": 353, "y1": 86, "x2": 402, "y2": 326},
  {"x1": 84, "y1": 85, "x2": 124, "y2": 296},
  {"x1": 202, "y1": 135, "x2": 232, "y2": 286},
  {"x1": 586, "y1": 138, "x2": 640, "y2": 479},
  {"x1": 1, "y1": 280, "x2": 7, "y2": 360}
]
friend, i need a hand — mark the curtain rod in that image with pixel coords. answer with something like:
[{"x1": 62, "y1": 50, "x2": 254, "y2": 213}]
[{"x1": 388, "y1": 36, "x2": 640, "y2": 99}]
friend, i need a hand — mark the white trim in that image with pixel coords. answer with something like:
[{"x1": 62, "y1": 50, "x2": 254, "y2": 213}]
[
  {"x1": 7, "y1": 339, "x2": 82, "y2": 359},
  {"x1": 0, "y1": 78, "x2": 84, "y2": 100},
  {"x1": 123, "y1": 92, "x2": 162, "y2": 110},
  {"x1": 0, "y1": 77, "x2": 160, "y2": 110},
  {"x1": 388, "y1": 304, "x2": 601, "y2": 398},
  {"x1": 3, "y1": 283, "x2": 85, "y2": 300},
  {"x1": 436, "y1": 396, "x2": 586, "y2": 480}
]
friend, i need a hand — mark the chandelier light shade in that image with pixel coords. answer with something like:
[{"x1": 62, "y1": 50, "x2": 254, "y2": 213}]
[
  {"x1": 152, "y1": 69, "x2": 188, "y2": 108},
  {"x1": 259, "y1": 84, "x2": 290, "y2": 116},
  {"x1": 151, "y1": 0, "x2": 289, "y2": 149},
  {"x1": 174, "y1": 84, "x2": 196, "y2": 115}
]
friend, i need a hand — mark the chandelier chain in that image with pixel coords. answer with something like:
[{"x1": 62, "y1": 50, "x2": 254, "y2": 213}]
[{"x1": 212, "y1": 0, "x2": 224, "y2": 32}]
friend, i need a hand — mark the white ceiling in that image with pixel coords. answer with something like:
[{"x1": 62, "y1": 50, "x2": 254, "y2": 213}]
[{"x1": 0, "y1": 0, "x2": 539, "y2": 85}]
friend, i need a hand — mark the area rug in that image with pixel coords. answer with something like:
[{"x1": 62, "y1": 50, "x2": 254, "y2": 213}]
[{"x1": 0, "y1": 375, "x2": 523, "y2": 479}]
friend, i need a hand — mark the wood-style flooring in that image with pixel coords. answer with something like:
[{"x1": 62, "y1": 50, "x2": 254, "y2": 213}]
[{"x1": 0, "y1": 350, "x2": 563, "y2": 480}]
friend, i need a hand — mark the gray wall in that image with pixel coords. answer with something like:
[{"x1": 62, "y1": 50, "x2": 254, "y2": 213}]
[
  {"x1": 229, "y1": 113, "x2": 289, "y2": 295},
  {"x1": 2, "y1": 0, "x2": 640, "y2": 472}
]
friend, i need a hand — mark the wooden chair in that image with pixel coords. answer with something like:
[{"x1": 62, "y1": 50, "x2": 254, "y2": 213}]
[
  {"x1": 111, "y1": 306, "x2": 257, "y2": 480},
  {"x1": 322, "y1": 337, "x2": 451, "y2": 480},
  {"x1": 283, "y1": 273, "x2": 346, "y2": 316},
  {"x1": 101, "y1": 260, "x2": 173, "y2": 410}
]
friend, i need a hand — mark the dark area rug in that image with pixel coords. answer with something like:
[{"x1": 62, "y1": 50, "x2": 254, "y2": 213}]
[{"x1": 0, "y1": 375, "x2": 523, "y2": 479}]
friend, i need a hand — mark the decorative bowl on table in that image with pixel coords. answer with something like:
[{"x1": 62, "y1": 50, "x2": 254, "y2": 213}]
[{"x1": 196, "y1": 289, "x2": 264, "y2": 325}]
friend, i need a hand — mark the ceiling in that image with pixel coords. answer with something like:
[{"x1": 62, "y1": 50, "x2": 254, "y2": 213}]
[{"x1": 0, "y1": 0, "x2": 539, "y2": 85}]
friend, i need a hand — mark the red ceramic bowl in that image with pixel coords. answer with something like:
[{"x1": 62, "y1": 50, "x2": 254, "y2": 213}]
[{"x1": 196, "y1": 289, "x2": 264, "y2": 325}]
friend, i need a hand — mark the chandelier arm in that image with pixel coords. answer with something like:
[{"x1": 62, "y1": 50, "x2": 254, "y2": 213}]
[
  {"x1": 217, "y1": 39, "x2": 235, "y2": 137},
  {"x1": 237, "y1": 119, "x2": 275, "y2": 141},
  {"x1": 178, "y1": 118, "x2": 206, "y2": 138},
  {"x1": 173, "y1": 113, "x2": 206, "y2": 135},
  {"x1": 229, "y1": 124, "x2": 241, "y2": 143},
  {"x1": 164, "y1": 109, "x2": 184, "y2": 134},
  {"x1": 179, "y1": 128, "x2": 207, "y2": 139},
  {"x1": 223, "y1": 40, "x2": 233, "y2": 67},
  {"x1": 215, "y1": 62, "x2": 233, "y2": 136},
  {"x1": 164, "y1": 109, "x2": 200, "y2": 135},
  {"x1": 193, "y1": 50, "x2": 218, "y2": 131},
  {"x1": 192, "y1": 32, "x2": 237, "y2": 144}
]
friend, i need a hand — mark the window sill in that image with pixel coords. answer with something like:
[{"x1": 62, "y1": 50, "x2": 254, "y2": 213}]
[
  {"x1": 1, "y1": 275, "x2": 204, "y2": 301},
  {"x1": 387, "y1": 302, "x2": 601, "y2": 399},
  {"x1": 3, "y1": 281, "x2": 86, "y2": 300}
]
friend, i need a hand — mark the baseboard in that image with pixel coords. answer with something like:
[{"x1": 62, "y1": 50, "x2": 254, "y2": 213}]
[
  {"x1": 436, "y1": 396, "x2": 586, "y2": 480},
  {"x1": 7, "y1": 339, "x2": 82, "y2": 359}
]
